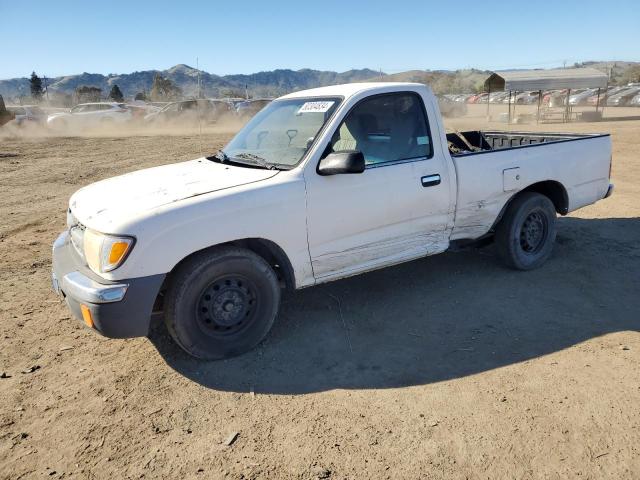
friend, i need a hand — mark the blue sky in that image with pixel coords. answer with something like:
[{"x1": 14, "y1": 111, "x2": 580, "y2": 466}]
[{"x1": 2, "y1": 0, "x2": 638, "y2": 79}]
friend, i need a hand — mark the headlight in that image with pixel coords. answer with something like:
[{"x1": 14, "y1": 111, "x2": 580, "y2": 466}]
[{"x1": 83, "y1": 229, "x2": 135, "y2": 273}]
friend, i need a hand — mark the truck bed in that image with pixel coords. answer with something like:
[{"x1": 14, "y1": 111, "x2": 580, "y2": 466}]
[
  {"x1": 448, "y1": 130, "x2": 611, "y2": 241},
  {"x1": 447, "y1": 130, "x2": 608, "y2": 156}
]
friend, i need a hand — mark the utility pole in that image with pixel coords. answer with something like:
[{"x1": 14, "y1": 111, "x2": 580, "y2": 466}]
[
  {"x1": 43, "y1": 75, "x2": 49, "y2": 103},
  {"x1": 196, "y1": 57, "x2": 202, "y2": 98}
]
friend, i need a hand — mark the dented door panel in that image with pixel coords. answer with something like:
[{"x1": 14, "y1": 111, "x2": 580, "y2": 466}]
[{"x1": 305, "y1": 159, "x2": 451, "y2": 281}]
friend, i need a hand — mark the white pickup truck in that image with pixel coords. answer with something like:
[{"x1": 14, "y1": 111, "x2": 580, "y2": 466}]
[{"x1": 52, "y1": 82, "x2": 613, "y2": 359}]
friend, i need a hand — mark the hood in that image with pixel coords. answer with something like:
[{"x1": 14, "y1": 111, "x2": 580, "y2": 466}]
[{"x1": 70, "y1": 158, "x2": 279, "y2": 231}]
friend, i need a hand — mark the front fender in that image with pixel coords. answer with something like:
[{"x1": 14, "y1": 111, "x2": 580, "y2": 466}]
[{"x1": 101, "y1": 176, "x2": 315, "y2": 288}]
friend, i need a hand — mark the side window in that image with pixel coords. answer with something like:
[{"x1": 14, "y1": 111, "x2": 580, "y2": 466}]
[{"x1": 330, "y1": 92, "x2": 432, "y2": 165}]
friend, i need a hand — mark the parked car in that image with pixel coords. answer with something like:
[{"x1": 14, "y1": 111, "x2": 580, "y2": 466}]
[
  {"x1": 543, "y1": 90, "x2": 569, "y2": 108},
  {"x1": 513, "y1": 92, "x2": 540, "y2": 105},
  {"x1": 586, "y1": 86, "x2": 625, "y2": 107},
  {"x1": 585, "y1": 93, "x2": 605, "y2": 107},
  {"x1": 466, "y1": 94, "x2": 482, "y2": 104},
  {"x1": 501, "y1": 91, "x2": 534, "y2": 104},
  {"x1": 235, "y1": 98, "x2": 273, "y2": 119},
  {"x1": 47, "y1": 103, "x2": 132, "y2": 129},
  {"x1": 629, "y1": 93, "x2": 640, "y2": 107},
  {"x1": 52, "y1": 82, "x2": 614, "y2": 360},
  {"x1": 606, "y1": 87, "x2": 640, "y2": 106},
  {"x1": 143, "y1": 99, "x2": 231, "y2": 125},
  {"x1": 437, "y1": 95, "x2": 467, "y2": 117},
  {"x1": 569, "y1": 88, "x2": 600, "y2": 106},
  {"x1": 125, "y1": 104, "x2": 161, "y2": 122},
  {"x1": 143, "y1": 100, "x2": 196, "y2": 124},
  {"x1": 454, "y1": 94, "x2": 474, "y2": 103},
  {"x1": 6, "y1": 105, "x2": 47, "y2": 126},
  {"x1": 489, "y1": 92, "x2": 510, "y2": 103}
]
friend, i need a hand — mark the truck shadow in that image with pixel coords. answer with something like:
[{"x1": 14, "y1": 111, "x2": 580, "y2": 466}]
[{"x1": 149, "y1": 216, "x2": 639, "y2": 394}]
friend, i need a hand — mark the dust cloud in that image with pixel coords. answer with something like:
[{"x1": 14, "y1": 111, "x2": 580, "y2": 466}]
[{"x1": 0, "y1": 112, "x2": 246, "y2": 141}]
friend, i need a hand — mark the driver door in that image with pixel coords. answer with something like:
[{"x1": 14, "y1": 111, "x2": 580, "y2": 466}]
[{"x1": 304, "y1": 92, "x2": 452, "y2": 281}]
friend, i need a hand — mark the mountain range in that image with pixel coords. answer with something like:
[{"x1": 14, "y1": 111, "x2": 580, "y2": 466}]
[
  {"x1": 0, "y1": 64, "x2": 382, "y2": 100},
  {"x1": 1, "y1": 61, "x2": 637, "y2": 102}
]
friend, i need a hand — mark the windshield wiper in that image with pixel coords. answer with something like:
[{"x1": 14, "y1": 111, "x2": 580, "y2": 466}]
[
  {"x1": 208, "y1": 150, "x2": 291, "y2": 170},
  {"x1": 232, "y1": 152, "x2": 280, "y2": 170},
  {"x1": 209, "y1": 150, "x2": 229, "y2": 163}
]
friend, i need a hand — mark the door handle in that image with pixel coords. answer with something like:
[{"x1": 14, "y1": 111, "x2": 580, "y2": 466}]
[{"x1": 421, "y1": 174, "x2": 441, "y2": 187}]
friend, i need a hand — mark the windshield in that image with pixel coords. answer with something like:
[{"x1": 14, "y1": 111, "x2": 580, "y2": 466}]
[{"x1": 223, "y1": 97, "x2": 341, "y2": 167}]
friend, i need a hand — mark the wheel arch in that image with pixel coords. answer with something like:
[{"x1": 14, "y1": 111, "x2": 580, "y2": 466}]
[
  {"x1": 492, "y1": 180, "x2": 568, "y2": 231},
  {"x1": 223, "y1": 238, "x2": 296, "y2": 291},
  {"x1": 159, "y1": 237, "x2": 296, "y2": 297},
  {"x1": 521, "y1": 180, "x2": 569, "y2": 215}
]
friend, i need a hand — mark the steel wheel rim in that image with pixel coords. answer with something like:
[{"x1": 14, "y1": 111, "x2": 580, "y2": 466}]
[
  {"x1": 519, "y1": 211, "x2": 547, "y2": 254},
  {"x1": 195, "y1": 275, "x2": 258, "y2": 337}
]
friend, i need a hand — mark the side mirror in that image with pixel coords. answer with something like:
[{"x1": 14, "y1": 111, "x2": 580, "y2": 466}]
[{"x1": 318, "y1": 150, "x2": 365, "y2": 176}]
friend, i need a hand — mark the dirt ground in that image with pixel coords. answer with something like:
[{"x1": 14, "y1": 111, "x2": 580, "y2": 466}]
[{"x1": 0, "y1": 110, "x2": 639, "y2": 479}]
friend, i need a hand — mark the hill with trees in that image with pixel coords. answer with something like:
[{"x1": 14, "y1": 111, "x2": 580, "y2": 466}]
[{"x1": 1, "y1": 62, "x2": 638, "y2": 104}]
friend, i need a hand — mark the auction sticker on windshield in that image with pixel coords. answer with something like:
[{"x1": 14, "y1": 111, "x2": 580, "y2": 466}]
[{"x1": 297, "y1": 101, "x2": 335, "y2": 114}]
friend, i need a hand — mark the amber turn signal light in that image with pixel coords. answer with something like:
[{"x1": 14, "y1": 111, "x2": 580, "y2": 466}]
[{"x1": 80, "y1": 304, "x2": 94, "y2": 328}]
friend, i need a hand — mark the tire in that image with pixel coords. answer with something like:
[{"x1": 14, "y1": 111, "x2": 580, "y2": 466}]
[
  {"x1": 495, "y1": 192, "x2": 557, "y2": 270},
  {"x1": 164, "y1": 246, "x2": 281, "y2": 360}
]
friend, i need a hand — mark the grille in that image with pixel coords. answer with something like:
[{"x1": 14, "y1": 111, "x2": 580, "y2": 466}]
[{"x1": 67, "y1": 209, "x2": 85, "y2": 259}]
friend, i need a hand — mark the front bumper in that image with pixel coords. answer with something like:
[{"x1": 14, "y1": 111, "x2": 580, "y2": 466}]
[{"x1": 52, "y1": 231, "x2": 165, "y2": 338}]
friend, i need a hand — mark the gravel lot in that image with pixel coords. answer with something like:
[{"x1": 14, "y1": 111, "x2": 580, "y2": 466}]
[{"x1": 1, "y1": 113, "x2": 638, "y2": 479}]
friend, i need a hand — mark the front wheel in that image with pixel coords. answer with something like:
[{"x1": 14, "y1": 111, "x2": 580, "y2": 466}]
[
  {"x1": 164, "y1": 247, "x2": 280, "y2": 360},
  {"x1": 495, "y1": 192, "x2": 557, "y2": 270}
]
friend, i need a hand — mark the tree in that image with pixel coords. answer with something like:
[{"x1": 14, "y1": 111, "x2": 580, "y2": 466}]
[
  {"x1": 220, "y1": 88, "x2": 247, "y2": 99},
  {"x1": 149, "y1": 74, "x2": 182, "y2": 101},
  {"x1": 109, "y1": 84, "x2": 124, "y2": 102},
  {"x1": 134, "y1": 91, "x2": 147, "y2": 101},
  {"x1": 30, "y1": 71, "x2": 43, "y2": 101},
  {"x1": 75, "y1": 85, "x2": 102, "y2": 103},
  {"x1": 0, "y1": 94, "x2": 16, "y2": 126}
]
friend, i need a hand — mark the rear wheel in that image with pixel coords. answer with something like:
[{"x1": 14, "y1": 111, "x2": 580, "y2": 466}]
[
  {"x1": 164, "y1": 247, "x2": 280, "y2": 359},
  {"x1": 495, "y1": 192, "x2": 557, "y2": 270}
]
